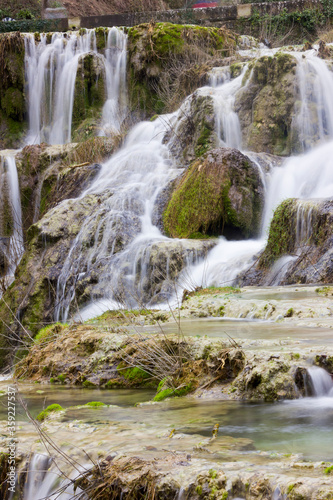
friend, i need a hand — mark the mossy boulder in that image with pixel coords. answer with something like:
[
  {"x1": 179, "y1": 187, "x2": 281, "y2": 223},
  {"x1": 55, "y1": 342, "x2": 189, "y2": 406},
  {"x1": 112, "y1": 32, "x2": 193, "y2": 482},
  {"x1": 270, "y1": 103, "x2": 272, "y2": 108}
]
[
  {"x1": 127, "y1": 22, "x2": 237, "y2": 115},
  {"x1": 235, "y1": 53, "x2": 297, "y2": 156},
  {"x1": 36, "y1": 403, "x2": 63, "y2": 421},
  {"x1": 163, "y1": 148, "x2": 264, "y2": 240}
]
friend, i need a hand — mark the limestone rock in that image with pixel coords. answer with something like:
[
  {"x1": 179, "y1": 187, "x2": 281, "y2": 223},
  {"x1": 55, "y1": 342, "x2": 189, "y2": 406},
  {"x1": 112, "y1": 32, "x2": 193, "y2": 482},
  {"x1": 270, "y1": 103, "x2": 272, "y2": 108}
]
[
  {"x1": 235, "y1": 53, "x2": 297, "y2": 156},
  {"x1": 167, "y1": 91, "x2": 217, "y2": 164}
]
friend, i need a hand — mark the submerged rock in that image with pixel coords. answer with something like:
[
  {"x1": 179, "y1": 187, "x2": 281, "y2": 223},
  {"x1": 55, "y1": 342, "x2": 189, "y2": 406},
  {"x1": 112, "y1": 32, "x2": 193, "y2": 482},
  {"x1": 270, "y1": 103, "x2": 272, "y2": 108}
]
[{"x1": 163, "y1": 148, "x2": 265, "y2": 239}]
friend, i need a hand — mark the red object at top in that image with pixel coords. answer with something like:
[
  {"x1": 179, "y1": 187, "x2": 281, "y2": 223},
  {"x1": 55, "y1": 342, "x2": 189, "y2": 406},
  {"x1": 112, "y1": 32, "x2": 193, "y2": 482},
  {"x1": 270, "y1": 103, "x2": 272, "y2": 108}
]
[{"x1": 192, "y1": 2, "x2": 218, "y2": 8}]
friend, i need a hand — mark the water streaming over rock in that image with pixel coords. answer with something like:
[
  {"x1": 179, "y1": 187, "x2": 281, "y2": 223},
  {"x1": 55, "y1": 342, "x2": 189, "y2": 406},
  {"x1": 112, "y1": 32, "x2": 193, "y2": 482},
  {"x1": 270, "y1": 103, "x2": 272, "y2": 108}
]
[
  {"x1": 24, "y1": 28, "x2": 127, "y2": 145},
  {"x1": 209, "y1": 67, "x2": 244, "y2": 149},
  {"x1": 5, "y1": 35, "x2": 333, "y2": 317},
  {"x1": 0, "y1": 153, "x2": 24, "y2": 290},
  {"x1": 21, "y1": 453, "x2": 85, "y2": 500},
  {"x1": 100, "y1": 27, "x2": 127, "y2": 136},
  {"x1": 54, "y1": 114, "x2": 181, "y2": 320},
  {"x1": 308, "y1": 366, "x2": 333, "y2": 397}
]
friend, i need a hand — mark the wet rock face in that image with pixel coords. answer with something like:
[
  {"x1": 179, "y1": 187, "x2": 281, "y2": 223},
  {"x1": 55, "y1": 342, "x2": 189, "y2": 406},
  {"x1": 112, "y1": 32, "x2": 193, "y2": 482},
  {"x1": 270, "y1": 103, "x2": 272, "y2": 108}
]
[
  {"x1": 167, "y1": 92, "x2": 217, "y2": 164},
  {"x1": 294, "y1": 367, "x2": 314, "y2": 397},
  {"x1": 163, "y1": 147, "x2": 265, "y2": 240},
  {"x1": 234, "y1": 355, "x2": 298, "y2": 401},
  {"x1": 243, "y1": 198, "x2": 333, "y2": 286},
  {"x1": 235, "y1": 53, "x2": 297, "y2": 156},
  {"x1": 72, "y1": 52, "x2": 106, "y2": 141},
  {"x1": 136, "y1": 239, "x2": 217, "y2": 304}
]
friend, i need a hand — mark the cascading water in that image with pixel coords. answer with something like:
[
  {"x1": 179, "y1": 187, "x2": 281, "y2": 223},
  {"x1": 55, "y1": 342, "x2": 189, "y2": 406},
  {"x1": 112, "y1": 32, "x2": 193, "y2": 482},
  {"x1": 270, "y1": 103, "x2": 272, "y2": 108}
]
[
  {"x1": 307, "y1": 366, "x2": 333, "y2": 397},
  {"x1": 6, "y1": 35, "x2": 333, "y2": 318},
  {"x1": 24, "y1": 28, "x2": 127, "y2": 145},
  {"x1": 54, "y1": 114, "x2": 181, "y2": 321},
  {"x1": 184, "y1": 49, "x2": 333, "y2": 291},
  {"x1": 22, "y1": 453, "x2": 85, "y2": 500},
  {"x1": 208, "y1": 67, "x2": 244, "y2": 149},
  {"x1": 53, "y1": 61, "x2": 252, "y2": 320},
  {"x1": 292, "y1": 53, "x2": 333, "y2": 152},
  {"x1": 0, "y1": 153, "x2": 24, "y2": 290},
  {"x1": 100, "y1": 27, "x2": 127, "y2": 135}
]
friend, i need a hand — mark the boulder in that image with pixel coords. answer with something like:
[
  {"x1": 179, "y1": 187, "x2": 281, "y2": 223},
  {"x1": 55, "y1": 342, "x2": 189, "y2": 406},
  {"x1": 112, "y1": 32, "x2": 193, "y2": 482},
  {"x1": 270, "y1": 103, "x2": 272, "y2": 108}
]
[
  {"x1": 167, "y1": 91, "x2": 217, "y2": 164},
  {"x1": 163, "y1": 147, "x2": 265, "y2": 240},
  {"x1": 235, "y1": 53, "x2": 297, "y2": 156}
]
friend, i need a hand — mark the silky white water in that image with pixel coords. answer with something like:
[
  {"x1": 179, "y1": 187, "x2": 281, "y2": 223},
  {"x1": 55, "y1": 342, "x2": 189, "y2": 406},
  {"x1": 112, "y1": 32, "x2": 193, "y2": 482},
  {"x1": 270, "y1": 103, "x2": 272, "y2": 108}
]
[
  {"x1": 24, "y1": 28, "x2": 127, "y2": 145},
  {"x1": 100, "y1": 27, "x2": 127, "y2": 135},
  {"x1": 184, "y1": 50, "x2": 333, "y2": 291},
  {"x1": 0, "y1": 153, "x2": 24, "y2": 289},
  {"x1": 308, "y1": 366, "x2": 333, "y2": 397}
]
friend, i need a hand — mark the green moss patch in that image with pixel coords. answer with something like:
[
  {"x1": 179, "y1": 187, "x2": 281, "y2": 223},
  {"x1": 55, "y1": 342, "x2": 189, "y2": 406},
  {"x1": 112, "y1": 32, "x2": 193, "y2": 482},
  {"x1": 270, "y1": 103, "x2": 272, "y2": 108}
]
[
  {"x1": 259, "y1": 199, "x2": 296, "y2": 268},
  {"x1": 36, "y1": 403, "x2": 63, "y2": 422}
]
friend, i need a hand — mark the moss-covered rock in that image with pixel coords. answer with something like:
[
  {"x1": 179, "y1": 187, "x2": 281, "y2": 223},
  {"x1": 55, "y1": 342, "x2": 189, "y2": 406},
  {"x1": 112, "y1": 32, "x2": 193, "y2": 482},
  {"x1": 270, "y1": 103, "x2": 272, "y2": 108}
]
[
  {"x1": 243, "y1": 198, "x2": 333, "y2": 286},
  {"x1": 235, "y1": 53, "x2": 297, "y2": 156},
  {"x1": 36, "y1": 403, "x2": 63, "y2": 421},
  {"x1": 163, "y1": 148, "x2": 264, "y2": 240},
  {"x1": 127, "y1": 22, "x2": 238, "y2": 115}
]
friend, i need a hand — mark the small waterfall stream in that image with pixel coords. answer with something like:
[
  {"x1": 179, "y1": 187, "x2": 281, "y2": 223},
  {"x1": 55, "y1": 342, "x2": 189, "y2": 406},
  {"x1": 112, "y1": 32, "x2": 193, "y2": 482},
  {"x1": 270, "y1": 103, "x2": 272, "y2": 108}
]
[
  {"x1": 0, "y1": 153, "x2": 24, "y2": 291},
  {"x1": 308, "y1": 366, "x2": 333, "y2": 397}
]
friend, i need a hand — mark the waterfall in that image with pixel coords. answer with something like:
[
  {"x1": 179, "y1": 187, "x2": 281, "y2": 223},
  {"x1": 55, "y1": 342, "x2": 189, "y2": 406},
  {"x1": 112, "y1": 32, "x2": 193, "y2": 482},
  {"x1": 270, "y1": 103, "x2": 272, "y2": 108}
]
[
  {"x1": 0, "y1": 153, "x2": 24, "y2": 289},
  {"x1": 22, "y1": 453, "x2": 85, "y2": 500},
  {"x1": 209, "y1": 67, "x2": 244, "y2": 149},
  {"x1": 292, "y1": 53, "x2": 333, "y2": 152},
  {"x1": 180, "y1": 51, "x2": 333, "y2": 291},
  {"x1": 24, "y1": 28, "x2": 127, "y2": 145},
  {"x1": 54, "y1": 114, "x2": 180, "y2": 321},
  {"x1": 307, "y1": 366, "x2": 333, "y2": 397},
  {"x1": 100, "y1": 27, "x2": 127, "y2": 136}
]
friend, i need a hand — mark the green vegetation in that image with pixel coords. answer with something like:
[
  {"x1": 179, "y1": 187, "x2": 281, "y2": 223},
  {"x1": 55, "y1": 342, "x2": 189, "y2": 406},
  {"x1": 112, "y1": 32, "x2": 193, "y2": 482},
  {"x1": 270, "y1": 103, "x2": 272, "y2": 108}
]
[
  {"x1": 117, "y1": 364, "x2": 151, "y2": 382},
  {"x1": 127, "y1": 23, "x2": 237, "y2": 114},
  {"x1": 153, "y1": 380, "x2": 194, "y2": 401},
  {"x1": 324, "y1": 465, "x2": 333, "y2": 474},
  {"x1": 35, "y1": 323, "x2": 66, "y2": 343},
  {"x1": 36, "y1": 404, "x2": 63, "y2": 422},
  {"x1": 259, "y1": 199, "x2": 296, "y2": 268},
  {"x1": 84, "y1": 401, "x2": 106, "y2": 407},
  {"x1": 240, "y1": 3, "x2": 333, "y2": 44}
]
